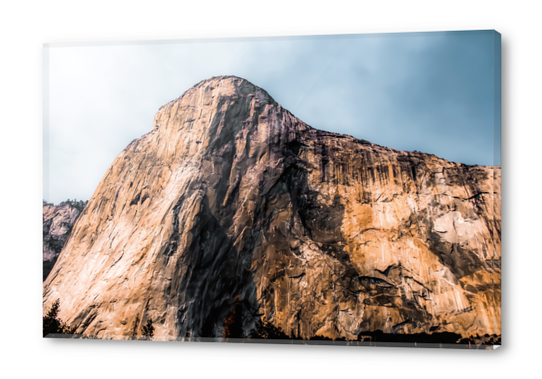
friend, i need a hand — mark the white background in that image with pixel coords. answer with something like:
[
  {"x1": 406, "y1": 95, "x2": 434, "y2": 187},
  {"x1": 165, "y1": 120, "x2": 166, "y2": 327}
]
[{"x1": 0, "y1": 0, "x2": 539, "y2": 378}]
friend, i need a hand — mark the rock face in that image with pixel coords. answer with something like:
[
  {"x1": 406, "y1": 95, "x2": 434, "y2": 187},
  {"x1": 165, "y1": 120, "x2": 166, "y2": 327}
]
[
  {"x1": 43, "y1": 76, "x2": 501, "y2": 341},
  {"x1": 43, "y1": 200, "x2": 86, "y2": 281}
]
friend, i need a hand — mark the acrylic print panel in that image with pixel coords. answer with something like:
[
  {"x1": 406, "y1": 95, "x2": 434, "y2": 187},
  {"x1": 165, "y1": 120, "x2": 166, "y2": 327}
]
[{"x1": 43, "y1": 30, "x2": 501, "y2": 349}]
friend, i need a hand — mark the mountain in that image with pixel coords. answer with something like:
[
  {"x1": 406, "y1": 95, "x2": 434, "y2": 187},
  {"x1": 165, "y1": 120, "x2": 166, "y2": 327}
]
[
  {"x1": 43, "y1": 200, "x2": 86, "y2": 281},
  {"x1": 43, "y1": 76, "x2": 501, "y2": 343}
]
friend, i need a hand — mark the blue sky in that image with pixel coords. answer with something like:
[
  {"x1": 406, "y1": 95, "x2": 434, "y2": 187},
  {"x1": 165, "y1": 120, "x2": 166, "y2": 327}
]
[{"x1": 45, "y1": 30, "x2": 501, "y2": 204}]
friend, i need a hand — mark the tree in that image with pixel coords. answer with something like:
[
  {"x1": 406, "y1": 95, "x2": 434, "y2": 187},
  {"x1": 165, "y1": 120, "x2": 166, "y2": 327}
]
[
  {"x1": 142, "y1": 318, "x2": 154, "y2": 338},
  {"x1": 222, "y1": 296, "x2": 244, "y2": 339},
  {"x1": 248, "y1": 317, "x2": 289, "y2": 339},
  {"x1": 60, "y1": 199, "x2": 88, "y2": 212},
  {"x1": 43, "y1": 299, "x2": 75, "y2": 337}
]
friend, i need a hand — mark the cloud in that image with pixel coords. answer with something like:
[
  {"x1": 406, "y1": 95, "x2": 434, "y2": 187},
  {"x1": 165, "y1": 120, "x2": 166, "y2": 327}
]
[{"x1": 45, "y1": 31, "x2": 500, "y2": 203}]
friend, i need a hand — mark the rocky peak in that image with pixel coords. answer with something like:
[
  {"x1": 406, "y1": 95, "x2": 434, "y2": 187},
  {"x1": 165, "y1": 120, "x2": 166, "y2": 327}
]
[
  {"x1": 153, "y1": 76, "x2": 279, "y2": 132},
  {"x1": 43, "y1": 77, "x2": 500, "y2": 344},
  {"x1": 42, "y1": 200, "x2": 87, "y2": 281}
]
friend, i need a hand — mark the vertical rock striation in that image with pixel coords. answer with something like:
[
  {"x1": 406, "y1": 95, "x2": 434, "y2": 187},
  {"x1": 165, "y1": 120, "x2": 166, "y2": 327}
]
[{"x1": 43, "y1": 76, "x2": 501, "y2": 341}]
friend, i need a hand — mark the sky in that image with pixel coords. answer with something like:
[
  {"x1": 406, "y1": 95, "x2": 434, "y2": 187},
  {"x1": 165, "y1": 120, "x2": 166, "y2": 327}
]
[{"x1": 44, "y1": 30, "x2": 501, "y2": 204}]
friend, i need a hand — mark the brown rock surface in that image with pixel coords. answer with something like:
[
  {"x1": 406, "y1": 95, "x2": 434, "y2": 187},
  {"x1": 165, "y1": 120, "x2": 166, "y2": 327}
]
[
  {"x1": 43, "y1": 200, "x2": 85, "y2": 281},
  {"x1": 43, "y1": 76, "x2": 501, "y2": 341}
]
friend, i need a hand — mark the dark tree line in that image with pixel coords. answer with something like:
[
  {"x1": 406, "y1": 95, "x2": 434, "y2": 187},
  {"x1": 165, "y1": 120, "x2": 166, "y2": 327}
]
[
  {"x1": 222, "y1": 296, "x2": 244, "y2": 339},
  {"x1": 60, "y1": 199, "x2": 89, "y2": 212},
  {"x1": 248, "y1": 318, "x2": 289, "y2": 339},
  {"x1": 45, "y1": 295, "x2": 493, "y2": 346},
  {"x1": 43, "y1": 299, "x2": 75, "y2": 337},
  {"x1": 218, "y1": 295, "x2": 495, "y2": 346},
  {"x1": 43, "y1": 199, "x2": 89, "y2": 212},
  {"x1": 221, "y1": 296, "x2": 289, "y2": 340}
]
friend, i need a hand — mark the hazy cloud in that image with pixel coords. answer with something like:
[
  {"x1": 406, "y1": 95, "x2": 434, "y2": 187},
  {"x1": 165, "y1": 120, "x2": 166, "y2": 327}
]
[{"x1": 45, "y1": 31, "x2": 500, "y2": 204}]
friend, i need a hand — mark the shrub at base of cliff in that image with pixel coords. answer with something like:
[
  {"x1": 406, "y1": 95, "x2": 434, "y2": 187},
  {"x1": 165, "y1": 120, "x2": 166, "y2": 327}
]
[
  {"x1": 458, "y1": 334, "x2": 501, "y2": 346},
  {"x1": 309, "y1": 335, "x2": 347, "y2": 341},
  {"x1": 355, "y1": 330, "x2": 500, "y2": 347},
  {"x1": 129, "y1": 315, "x2": 155, "y2": 340},
  {"x1": 222, "y1": 296, "x2": 244, "y2": 340},
  {"x1": 247, "y1": 318, "x2": 289, "y2": 340},
  {"x1": 43, "y1": 299, "x2": 75, "y2": 337},
  {"x1": 357, "y1": 330, "x2": 463, "y2": 344},
  {"x1": 142, "y1": 319, "x2": 154, "y2": 338}
]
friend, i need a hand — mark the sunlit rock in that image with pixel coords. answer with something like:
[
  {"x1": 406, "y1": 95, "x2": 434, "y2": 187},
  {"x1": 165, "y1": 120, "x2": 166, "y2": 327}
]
[{"x1": 44, "y1": 76, "x2": 501, "y2": 341}]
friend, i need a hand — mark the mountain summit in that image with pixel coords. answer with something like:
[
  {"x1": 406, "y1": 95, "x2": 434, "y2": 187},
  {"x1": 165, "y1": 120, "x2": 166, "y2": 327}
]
[{"x1": 44, "y1": 76, "x2": 501, "y2": 341}]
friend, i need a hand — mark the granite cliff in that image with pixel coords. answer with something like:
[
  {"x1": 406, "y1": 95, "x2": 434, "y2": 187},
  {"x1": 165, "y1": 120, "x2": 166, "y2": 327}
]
[
  {"x1": 43, "y1": 200, "x2": 86, "y2": 281},
  {"x1": 43, "y1": 76, "x2": 501, "y2": 342}
]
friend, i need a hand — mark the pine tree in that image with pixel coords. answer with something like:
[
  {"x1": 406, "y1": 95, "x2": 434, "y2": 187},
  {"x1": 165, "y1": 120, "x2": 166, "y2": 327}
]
[
  {"x1": 43, "y1": 299, "x2": 74, "y2": 337},
  {"x1": 222, "y1": 296, "x2": 244, "y2": 339}
]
